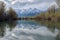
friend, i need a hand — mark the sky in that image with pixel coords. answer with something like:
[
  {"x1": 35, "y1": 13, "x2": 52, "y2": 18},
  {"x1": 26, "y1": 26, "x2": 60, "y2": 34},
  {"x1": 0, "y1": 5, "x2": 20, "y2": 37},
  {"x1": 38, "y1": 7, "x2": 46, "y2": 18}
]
[{"x1": 0, "y1": 0, "x2": 58, "y2": 10}]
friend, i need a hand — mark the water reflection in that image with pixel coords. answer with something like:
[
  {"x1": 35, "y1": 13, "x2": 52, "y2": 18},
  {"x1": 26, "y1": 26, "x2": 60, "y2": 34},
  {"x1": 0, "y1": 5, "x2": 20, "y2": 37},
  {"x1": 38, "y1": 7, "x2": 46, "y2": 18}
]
[
  {"x1": 0, "y1": 22, "x2": 6, "y2": 37},
  {"x1": 56, "y1": 32, "x2": 60, "y2": 40},
  {"x1": 0, "y1": 20, "x2": 60, "y2": 40},
  {"x1": 0, "y1": 21, "x2": 17, "y2": 38}
]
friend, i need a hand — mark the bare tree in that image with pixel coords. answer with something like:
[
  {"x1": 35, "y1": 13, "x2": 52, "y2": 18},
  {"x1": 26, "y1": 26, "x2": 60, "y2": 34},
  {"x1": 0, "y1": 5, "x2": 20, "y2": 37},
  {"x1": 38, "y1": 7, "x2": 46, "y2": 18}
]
[
  {"x1": 48, "y1": 5, "x2": 56, "y2": 14},
  {"x1": 0, "y1": 1, "x2": 6, "y2": 20},
  {"x1": 7, "y1": 7, "x2": 17, "y2": 20},
  {"x1": 56, "y1": 0, "x2": 60, "y2": 7},
  {"x1": 0, "y1": 1, "x2": 5, "y2": 15}
]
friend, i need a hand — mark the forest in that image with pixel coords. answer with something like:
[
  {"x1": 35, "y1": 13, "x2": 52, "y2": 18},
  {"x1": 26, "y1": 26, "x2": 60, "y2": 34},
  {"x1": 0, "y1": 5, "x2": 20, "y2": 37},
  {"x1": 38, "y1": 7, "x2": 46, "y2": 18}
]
[{"x1": 0, "y1": 1, "x2": 17, "y2": 21}]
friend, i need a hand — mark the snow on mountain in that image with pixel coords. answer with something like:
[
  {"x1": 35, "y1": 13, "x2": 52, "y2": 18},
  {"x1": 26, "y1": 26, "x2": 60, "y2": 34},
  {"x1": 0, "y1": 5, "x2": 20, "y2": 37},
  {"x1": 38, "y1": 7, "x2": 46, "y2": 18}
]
[
  {"x1": 15, "y1": 8, "x2": 41, "y2": 17},
  {"x1": 15, "y1": 3, "x2": 58, "y2": 18}
]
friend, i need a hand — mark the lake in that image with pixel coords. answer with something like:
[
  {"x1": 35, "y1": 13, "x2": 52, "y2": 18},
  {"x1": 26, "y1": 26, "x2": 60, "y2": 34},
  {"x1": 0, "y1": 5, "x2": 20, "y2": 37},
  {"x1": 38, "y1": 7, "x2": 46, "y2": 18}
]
[{"x1": 0, "y1": 20, "x2": 60, "y2": 40}]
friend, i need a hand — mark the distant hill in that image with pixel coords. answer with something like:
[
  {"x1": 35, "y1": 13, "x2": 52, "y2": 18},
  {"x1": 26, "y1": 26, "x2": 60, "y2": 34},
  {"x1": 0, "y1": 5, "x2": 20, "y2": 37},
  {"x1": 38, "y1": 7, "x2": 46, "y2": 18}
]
[{"x1": 15, "y1": 8, "x2": 41, "y2": 17}]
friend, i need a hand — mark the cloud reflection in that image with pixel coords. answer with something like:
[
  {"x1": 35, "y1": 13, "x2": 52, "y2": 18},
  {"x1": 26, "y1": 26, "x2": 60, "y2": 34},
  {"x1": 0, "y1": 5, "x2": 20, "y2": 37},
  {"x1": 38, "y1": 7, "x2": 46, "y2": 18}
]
[{"x1": 0, "y1": 20, "x2": 59, "y2": 40}]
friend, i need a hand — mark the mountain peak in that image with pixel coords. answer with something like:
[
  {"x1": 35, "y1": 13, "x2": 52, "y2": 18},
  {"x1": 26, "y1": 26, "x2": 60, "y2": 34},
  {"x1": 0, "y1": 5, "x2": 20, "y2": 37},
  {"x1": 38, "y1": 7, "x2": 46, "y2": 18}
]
[{"x1": 15, "y1": 8, "x2": 41, "y2": 17}]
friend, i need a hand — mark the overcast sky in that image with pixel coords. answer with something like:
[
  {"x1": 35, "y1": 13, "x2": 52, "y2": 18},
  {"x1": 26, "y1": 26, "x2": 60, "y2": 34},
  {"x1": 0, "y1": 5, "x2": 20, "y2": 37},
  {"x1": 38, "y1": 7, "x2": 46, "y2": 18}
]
[{"x1": 0, "y1": 0, "x2": 58, "y2": 10}]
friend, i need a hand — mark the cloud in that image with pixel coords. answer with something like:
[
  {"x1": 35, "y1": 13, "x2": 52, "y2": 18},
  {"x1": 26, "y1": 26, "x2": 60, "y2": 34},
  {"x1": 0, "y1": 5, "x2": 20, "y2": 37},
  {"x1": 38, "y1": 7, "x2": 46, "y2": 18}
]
[
  {"x1": 12, "y1": 2, "x2": 57, "y2": 11},
  {"x1": 2, "y1": 0, "x2": 54, "y2": 5},
  {"x1": 0, "y1": 24, "x2": 59, "y2": 40},
  {"x1": 0, "y1": 0, "x2": 57, "y2": 11}
]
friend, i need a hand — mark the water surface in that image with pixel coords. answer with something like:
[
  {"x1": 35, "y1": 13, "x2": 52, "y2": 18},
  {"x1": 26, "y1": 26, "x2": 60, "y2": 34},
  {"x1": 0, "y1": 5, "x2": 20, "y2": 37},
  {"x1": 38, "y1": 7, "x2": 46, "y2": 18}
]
[{"x1": 0, "y1": 20, "x2": 60, "y2": 40}]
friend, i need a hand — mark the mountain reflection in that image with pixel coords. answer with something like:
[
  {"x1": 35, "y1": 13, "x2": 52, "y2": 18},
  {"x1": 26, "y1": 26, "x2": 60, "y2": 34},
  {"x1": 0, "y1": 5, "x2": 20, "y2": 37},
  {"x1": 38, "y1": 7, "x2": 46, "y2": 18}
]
[{"x1": 0, "y1": 20, "x2": 60, "y2": 40}]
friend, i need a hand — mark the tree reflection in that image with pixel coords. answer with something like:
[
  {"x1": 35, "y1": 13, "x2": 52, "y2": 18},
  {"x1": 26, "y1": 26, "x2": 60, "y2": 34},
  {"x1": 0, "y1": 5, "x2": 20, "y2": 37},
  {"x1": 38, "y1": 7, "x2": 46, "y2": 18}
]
[
  {"x1": 56, "y1": 32, "x2": 60, "y2": 40},
  {"x1": 7, "y1": 21, "x2": 17, "y2": 31},
  {"x1": 35, "y1": 20, "x2": 60, "y2": 40},
  {"x1": 0, "y1": 21, "x2": 17, "y2": 37},
  {"x1": 0, "y1": 22, "x2": 6, "y2": 37},
  {"x1": 35, "y1": 20, "x2": 60, "y2": 32}
]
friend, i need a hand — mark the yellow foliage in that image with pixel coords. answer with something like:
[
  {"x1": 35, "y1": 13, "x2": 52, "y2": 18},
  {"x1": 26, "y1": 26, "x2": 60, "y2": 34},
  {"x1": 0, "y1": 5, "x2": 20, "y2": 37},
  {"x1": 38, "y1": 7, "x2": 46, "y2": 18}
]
[{"x1": 37, "y1": 9, "x2": 60, "y2": 20}]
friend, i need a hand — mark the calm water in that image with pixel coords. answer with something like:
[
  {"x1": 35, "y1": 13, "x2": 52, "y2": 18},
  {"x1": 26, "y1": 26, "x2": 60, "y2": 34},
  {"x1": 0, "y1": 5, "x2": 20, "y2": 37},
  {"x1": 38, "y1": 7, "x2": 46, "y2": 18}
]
[{"x1": 0, "y1": 20, "x2": 60, "y2": 40}]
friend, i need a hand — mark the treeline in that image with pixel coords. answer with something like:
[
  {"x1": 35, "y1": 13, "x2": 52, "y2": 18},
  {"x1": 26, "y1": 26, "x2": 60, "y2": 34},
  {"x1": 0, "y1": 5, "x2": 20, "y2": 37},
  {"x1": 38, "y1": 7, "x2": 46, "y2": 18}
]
[
  {"x1": 34, "y1": 5, "x2": 60, "y2": 21},
  {"x1": 0, "y1": 1, "x2": 17, "y2": 21}
]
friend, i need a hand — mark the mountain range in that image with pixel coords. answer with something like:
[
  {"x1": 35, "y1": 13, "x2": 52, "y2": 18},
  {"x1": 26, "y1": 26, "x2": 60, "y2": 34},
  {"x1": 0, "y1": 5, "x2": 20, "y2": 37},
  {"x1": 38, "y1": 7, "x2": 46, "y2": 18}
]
[{"x1": 15, "y1": 8, "x2": 41, "y2": 17}]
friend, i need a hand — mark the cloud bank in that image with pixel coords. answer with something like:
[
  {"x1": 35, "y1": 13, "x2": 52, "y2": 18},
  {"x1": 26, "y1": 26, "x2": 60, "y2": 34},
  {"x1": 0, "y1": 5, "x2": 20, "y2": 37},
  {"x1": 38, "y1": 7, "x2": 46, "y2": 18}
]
[{"x1": 0, "y1": 0, "x2": 58, "y2": 10}]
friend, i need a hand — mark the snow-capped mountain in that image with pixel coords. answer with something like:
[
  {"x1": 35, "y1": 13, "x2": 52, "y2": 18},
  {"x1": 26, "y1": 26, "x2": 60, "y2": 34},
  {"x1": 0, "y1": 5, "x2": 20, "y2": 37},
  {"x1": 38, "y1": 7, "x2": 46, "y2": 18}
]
[{"x1": 15, "y1": 8, "x2": 41, "y2": 17}]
